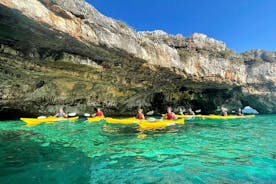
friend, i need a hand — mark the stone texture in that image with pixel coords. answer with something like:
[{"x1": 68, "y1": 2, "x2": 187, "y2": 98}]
[{"x1": 0, "y1": 0, "x2": 275, "y2": 118}]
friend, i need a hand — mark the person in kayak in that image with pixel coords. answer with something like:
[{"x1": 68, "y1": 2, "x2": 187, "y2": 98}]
[
  {"x1": 54, "y1": 108, "x2": 68, "y2": 118},
  {"x1": 136, "y1": 108, "x2": 145, "y2": 120},
  {"x1": 237, "y1": 108, "x2": 243, "y2": 116},
  {"x1": 221, "y1": 108, "x2": 228, "y2": 116},
  {"x1": 94, "y1": 108, "x2": 104, "y2": 117},
  {"x1": 179, "y1": 107, "x2": 184, "y2": 115},
  {"x1": 187, "y1": 108, "x2": 195, "y2": 115},
  {"x1": 166, "y1": 107, "x2": 175, "y2": 120}
]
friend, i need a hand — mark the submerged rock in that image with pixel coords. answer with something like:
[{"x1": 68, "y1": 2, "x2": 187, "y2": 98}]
[
  {"x1": 41, "y1": 142, "x2": 50, "y2": 147},
  {"x1": 0, "y1": 0, "x2": 275, "y2": 118}
]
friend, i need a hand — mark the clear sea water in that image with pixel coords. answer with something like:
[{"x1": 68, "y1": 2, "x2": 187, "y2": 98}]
[{"x1": 0, "y1": 115, "x2": 275, "y2": 183}]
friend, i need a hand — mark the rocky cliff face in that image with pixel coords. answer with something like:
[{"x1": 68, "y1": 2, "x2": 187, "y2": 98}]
[{"x1": 0, "y1": 0, "x2": 275, "y2": 119}]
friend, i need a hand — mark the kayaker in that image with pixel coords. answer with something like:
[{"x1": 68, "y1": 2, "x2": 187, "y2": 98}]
[
  {"x1": 166, "y1": 107, "x2": 175, "y2": 120},
  {"x1": 94, "y1": 108, "x2": 104, "y2": 117},
  {"x1": 187, "y1": 108, "x2": 195, "y2": 115},
  {"x1": 136, "y1": 108, "x2": 145, "y2": 120},
  {"x1": 179, "y1": 107, "x2": 184, "y2": 115},
  {"x1": 54, "y1": 108, "x2": 68, "y2": 118},
  {"x1": 237, "y1": 108, "x2": 243, "y2": 116},
  {"x1": 221, "y1": 108, "x2": 228, "y2": 116}
]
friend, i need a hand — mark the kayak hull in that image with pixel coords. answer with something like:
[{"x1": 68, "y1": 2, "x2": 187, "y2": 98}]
[
  {"x1": 104, "y1": 117, "x2": 137, "y2": 124},
  {"x1": 138, "y1": 118, "x2": 185, "y2": 130},
  {"x1": 87, "y1": 117, "x2": 105, "y2": 123},
  {"x1": 20, "y1": 116, "x2": 79, "y2": 126},
  {"x1": 200, "y1": 115, "x2": 255, "y2": 119},
  {"x1": 175, "y1": 114, "x2": 202, "y2": 119},
  {"x1": 101, "y1": 117, "x2": 185, "y2": 130}
]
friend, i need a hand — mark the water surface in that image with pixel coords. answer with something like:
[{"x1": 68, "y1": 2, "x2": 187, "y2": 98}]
[{"x1": 0, "y1": 115, "x2": 275, "y2": 183}]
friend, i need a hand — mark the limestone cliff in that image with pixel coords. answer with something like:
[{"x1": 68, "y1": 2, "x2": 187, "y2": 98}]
[{"x1": 0, "y1": 0, "x2": 275, "y2": 119}]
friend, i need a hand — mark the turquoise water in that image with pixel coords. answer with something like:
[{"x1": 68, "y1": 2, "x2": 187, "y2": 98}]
[{"x1": 0, "y1": 115, "x2": 275, "y2": 183}]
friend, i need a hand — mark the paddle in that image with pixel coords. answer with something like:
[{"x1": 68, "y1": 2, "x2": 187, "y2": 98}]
[
  {"x1": 37, "y1": 116, "x2": 47, "y2": 119},
  {"x1": 146, "y1": 110, "x2": 154, "y2": 115},
  {"x1": 84, "y1": 113, "x2": 91, "y2": 117},
  {"x1": 195, "y1": 109, "x2": 201, "y2": 113},
  {"x1": 68, "y1": 112, "x2": 77, "y2": 117},
  {"x1": 146, "y1": 117, "x2": 156, "y2": 122}
]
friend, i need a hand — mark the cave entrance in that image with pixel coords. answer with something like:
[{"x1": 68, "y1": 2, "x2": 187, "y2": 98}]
[
  {"x1": 0, "y1": 107, "x2": 34, "y2": 120},
  {"x1": 151, "y1": 92, "x2": 166, "y2": 114}
]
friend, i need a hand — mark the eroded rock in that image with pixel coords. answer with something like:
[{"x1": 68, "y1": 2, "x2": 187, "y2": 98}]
[{"x1": 0, "y1": 0, "x2": 275, "y2": 118}]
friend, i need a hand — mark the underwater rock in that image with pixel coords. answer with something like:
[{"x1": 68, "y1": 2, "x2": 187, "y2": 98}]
[{"x1": 41, "y1": 142, "x2": 50, "y2": 147}]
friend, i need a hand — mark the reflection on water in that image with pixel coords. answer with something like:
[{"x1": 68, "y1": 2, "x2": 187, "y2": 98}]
[{"x1": 0, "y1": 116, "x2": 275, "y2": 183}]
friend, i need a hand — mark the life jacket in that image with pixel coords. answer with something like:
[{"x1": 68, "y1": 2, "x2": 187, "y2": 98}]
[
  {"x1": 167, "y1": 113, "x2": 173, "y2": 120},
  {"x1": 136, "y1": 112, "x2": 144, "y2": 120},
  {"x1": 96, "y1": 111, "x2": 103, "y2": 117},
  {"x1": 58, "y1": 112, "x2": 64, "y2": 118}
]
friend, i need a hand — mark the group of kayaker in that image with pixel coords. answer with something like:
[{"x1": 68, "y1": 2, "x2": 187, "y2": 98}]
[
  {"x1": 53, "y1": 106, "x2": 243, "y2": 119},
  {"x1": 134, "y1": 107, "x2": 179, "y2": 120},
  {"x1": 135, "y1": 107, "x2": 178, "y2": 120},
  {"x1": 220, "y1": 108, "x2": 243, "y2": 116},
  {"x1": 54, "y1": 106, "x2": 196, "y2": 120},
  {"x1": 179, "y1": 107, "x2": 195, "y2": 115},
  {"x1": 54, "y1": 108, "x2": 105, "y2": 118}
]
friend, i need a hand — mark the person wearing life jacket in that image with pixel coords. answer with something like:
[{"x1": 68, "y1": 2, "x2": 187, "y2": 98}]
[
  {"x1": 55, "y1": 108, "x2": 68, "y2": 118},
  {"x1": 136, "y1": 108, "x2": 145, "y2": 120},
  {"x1": 94, "y1": 108, "x2": 104, "y2": 117},
  {"x1": 166, "y1": 107, "x2": 175, "y2": 120}
]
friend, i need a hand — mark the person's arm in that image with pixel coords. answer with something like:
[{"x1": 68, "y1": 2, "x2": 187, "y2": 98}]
[
  {"x1": 54, "y1": 113, "x2": 58, "y2": 117},
  {"x1": 142, "y1": 114, "x2": 145, "y2": 119},
  {"x1": 173, "y1": 113, "x2": 176, "y2": 119},
  {"x1": 63, "y1": 113, "x2": 68, "y2": 118}
]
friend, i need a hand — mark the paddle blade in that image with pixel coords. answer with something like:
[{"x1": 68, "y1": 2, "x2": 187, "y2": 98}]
[
  {"x1": 84, "y1": 113, "x2": 91, "y2": 117},
  {"x1": 68, "y1": 112, "x2": 77, "y2": 117}
]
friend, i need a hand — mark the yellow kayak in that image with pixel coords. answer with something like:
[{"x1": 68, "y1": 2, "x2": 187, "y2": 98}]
[
  {"x1": 104, "y1": 117, "x2": 185, "y2": 130},
  {"x1": 200, "y1": 115, "x2": 255, "y2": 119},
  {"x1": 138, "y1": 118, "x2": 185, "y2": 130},
  {"x1": 104, "y1": 117, "x2": 137, "y2": 124},
  {"x1": 175, "y1": 114, "x2": 202, "y2": 119},
  {"x1": 87, "y1": 117, "x2": 105, "y2": 123},
  {"x1": 20, "y1": 116, "x2": 79, "y2": 126}
]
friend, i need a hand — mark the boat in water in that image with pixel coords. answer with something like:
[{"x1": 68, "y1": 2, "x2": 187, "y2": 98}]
[
  {"x1": 200, "y1": 115, "x2": 255, "y2": 120},
  {"x1": 20, "y1": 116, "x2": 79, "y2": 126},
  {"x1": 88, "y1": 117, "x2": 185, "y2": 130}
]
